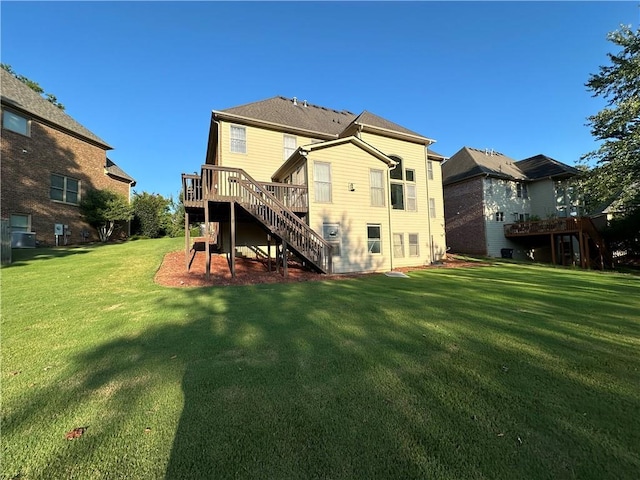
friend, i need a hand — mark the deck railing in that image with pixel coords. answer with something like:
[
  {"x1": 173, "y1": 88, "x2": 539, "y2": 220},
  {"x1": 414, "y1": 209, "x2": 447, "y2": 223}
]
[
  {"x1": 504, "y1": 217, "x2": 585, "y2": 236},
  {"x1": 182, "y1": 172, "x2": 308, "y2": 212},
  {"x1": 196, "y1": 165, "x2": 331, "y2": 273}
]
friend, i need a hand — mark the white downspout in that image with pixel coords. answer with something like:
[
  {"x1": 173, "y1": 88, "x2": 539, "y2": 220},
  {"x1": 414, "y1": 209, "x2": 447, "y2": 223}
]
[{"x1": 424, "y1": 144, "x2": 434, "y2": 264}]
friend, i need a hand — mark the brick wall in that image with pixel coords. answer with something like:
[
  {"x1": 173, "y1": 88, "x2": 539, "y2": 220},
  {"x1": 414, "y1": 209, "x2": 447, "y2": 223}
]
[
  {"x1": 1, "y1": 115, "x2": 131, "y2": 246},
  {"x1": 443, "y1": 177, "x2": 487, "y2": 255}
]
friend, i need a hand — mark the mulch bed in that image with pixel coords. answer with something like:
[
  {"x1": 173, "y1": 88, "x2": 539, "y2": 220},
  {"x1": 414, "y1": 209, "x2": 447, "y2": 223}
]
[{"x1": 154, "y1": 249, "x2": 488, "y2": 288}]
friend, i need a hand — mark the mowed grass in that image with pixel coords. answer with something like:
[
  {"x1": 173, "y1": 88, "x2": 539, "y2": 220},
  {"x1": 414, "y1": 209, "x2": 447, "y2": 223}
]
[{"x1": 1, "y1": 238, "x2": 639, "y2": 480}]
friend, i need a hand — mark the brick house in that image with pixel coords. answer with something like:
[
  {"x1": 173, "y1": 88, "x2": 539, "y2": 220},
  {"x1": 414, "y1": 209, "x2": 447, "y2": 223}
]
[
  {"x1": 442, "y1": 147, "x2": 608, "y2": 268},
  {"x1": 1, "y1": 69, "x2": 135, "y2": 246}
]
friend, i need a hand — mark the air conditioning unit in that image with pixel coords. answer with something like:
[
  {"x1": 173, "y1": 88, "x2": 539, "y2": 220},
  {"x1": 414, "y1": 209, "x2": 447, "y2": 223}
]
[{"x1": 11, "y1": 232, "x2": 36, "y2": 248}]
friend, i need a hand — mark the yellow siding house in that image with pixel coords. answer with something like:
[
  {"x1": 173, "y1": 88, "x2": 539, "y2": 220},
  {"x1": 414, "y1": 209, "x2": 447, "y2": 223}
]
[{"x1": 183, "y1": 96, "x2": 447, "y2": 276}]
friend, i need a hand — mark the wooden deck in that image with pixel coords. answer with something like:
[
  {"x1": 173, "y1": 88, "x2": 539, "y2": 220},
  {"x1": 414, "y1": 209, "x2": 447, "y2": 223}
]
[
  {"x1": 504, "y1": 216, "x2": 610, "y2": 269},
  {"x1": 181, "y1": 165, "x2": 331, "y2": 279}
]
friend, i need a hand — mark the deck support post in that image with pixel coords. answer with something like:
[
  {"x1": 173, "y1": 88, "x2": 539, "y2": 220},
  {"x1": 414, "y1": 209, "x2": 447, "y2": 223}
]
[
  {"x1": 584, "y1": 233, "x2": 591, "y2": 269},
  {"x1": 230, "y1": 201, "x2": 236, "y2": 278},
  {"x1": 185, "y1": 211, "x2": 190, "y2": 270},
  {"x1": 578, "y1": 229, "x2": 585, "y2": 269},
  {"x1": 267, "y1": 234, "x2": 272, "y2": 272},
  {"x1": 550, "y1": 233, "x2": 556, "y2": 266},
  {"x1": 205, "y1": 202, "x2": 210, "y2": 280},
  {"x1": 282, "y1": 239, "x2": 288, "y2": 277}
]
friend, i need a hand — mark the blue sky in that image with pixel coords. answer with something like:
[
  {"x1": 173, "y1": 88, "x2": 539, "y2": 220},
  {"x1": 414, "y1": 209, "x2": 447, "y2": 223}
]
[{"x1": 2, "y1": 1, "x2": 638, "y2": 198}]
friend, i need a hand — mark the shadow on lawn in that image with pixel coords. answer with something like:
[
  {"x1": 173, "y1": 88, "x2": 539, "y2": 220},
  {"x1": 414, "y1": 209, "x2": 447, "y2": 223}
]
[{"x1": 4, "y1": 267, "x2": 638, "y2": 479}]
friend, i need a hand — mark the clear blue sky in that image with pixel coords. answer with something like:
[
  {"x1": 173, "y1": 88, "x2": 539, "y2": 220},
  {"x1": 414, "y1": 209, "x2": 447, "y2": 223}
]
[{"x1": 2, "y1": 1, "x2": 638, "y2": 198}]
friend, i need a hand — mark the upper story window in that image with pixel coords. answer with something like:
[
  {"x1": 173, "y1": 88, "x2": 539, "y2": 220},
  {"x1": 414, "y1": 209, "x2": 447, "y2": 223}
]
[
  {"x1": 370, "y1": 169, "x2": 385, "y2": 207},
  {"x1": 517, "y1": 182, "x2": 529, "y2": 199},
  {"x1": 391, "y1": 183, "x2": 404, "y2": 210},
  {"x1": 2, "y1": 110, "x2": 30, "y2": 136},
  {"x1": 389, "y1": 155, "x2": 403, "y2": 180},
  {"x1": 283, "y1": 134, "x2": 297, "y2": 160},
  {"x1": 314, "y1": 162, "x2": 332, "y2": 203},
  {"x1": 427, "y1": 161, "x2": 434, "y2": 180},
  {"x1": 51, "y1": 174, "x2": 80, "y2": 205},
  {"x1": 495, "y1": 211, "x2": 504, "y2": 222},
  {"x1": 230, "y1": 125, "x2": 246, "y2": 154},
  {"x1": 429, "y1": 197, "x2": 436, "y2": 218}
]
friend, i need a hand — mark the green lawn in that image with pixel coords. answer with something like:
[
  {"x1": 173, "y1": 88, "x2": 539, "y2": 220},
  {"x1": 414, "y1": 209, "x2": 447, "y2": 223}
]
[{"x1": 2, "y1": 238, "x2": 639, "y2": 479}]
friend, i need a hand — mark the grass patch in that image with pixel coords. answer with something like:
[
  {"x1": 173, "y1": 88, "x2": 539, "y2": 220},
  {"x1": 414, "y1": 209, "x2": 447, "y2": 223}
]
[{"x1": 2, "y1": 238, "x2": 639, "y2": 479}]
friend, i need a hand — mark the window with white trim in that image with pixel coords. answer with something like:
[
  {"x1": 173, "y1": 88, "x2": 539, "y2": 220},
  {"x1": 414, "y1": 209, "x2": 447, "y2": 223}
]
[
  {"x1": 391, "y1": 183, "x2": 404, "y2": 210},
  {"x1": 406, "y1": 184, "x2": 417, "y2": 211},
  {"x1": 367, "y1": 224, "x2": 382, "y2": 254},
  {"x1": 495, "y1": 211, "x2": 504, "y2": 222},
  {"x1": 283, "y1": 134, "x2": 296, "y2": 160},
  {"x1": 409, "y1": 233, "x2": 419, "y2": 257},
  {"x1": 429, "y1": 197, "x2": 436, "y2": 218},
  {"x1": 516, "y1": 182, "x2": 529, "y2": 199},
  {"x1": 314, "y1": 162, "x2": 332, "y2": 203},
  {"x1": 230, "y1": 125, "x2": 246, "y2": 153},
  {"x1": 370, "y1": 169, "x2": 385, "y2": 207},
  {"x1": 51, "y1": 174, "x2": 80, "y2": 205},
  {"x1": 393, "y1": 233, "x2": 404, "y2": 258},
  {"x1": 427, "y1": 161, "x2": 434, "y2": 180},
  {"x1": 2, "y1": 110, "x2": 30, "y2": 136}
]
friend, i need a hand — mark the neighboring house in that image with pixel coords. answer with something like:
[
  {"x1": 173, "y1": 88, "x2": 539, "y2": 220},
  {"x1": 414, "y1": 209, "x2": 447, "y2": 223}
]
[
  {"x1": 183, "y1": 96, "x2": 447, "y2": 275},
  {"x1": 1, "y1": 69, "x2": 135, "y2": 247},
  {"x1": 442, "y1": 147, "x2": 608, "y2": 268}
]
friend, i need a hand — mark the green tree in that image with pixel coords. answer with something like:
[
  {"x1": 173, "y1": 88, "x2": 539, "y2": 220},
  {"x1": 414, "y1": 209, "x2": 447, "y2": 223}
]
[
  {"x1": 582, "y1": 25, "x2": 640, "y2": 215},
  {"x1": 79, "y1": 189, "x2": 133, "y2": 242},
  {"x1": 131, "y1": 192, "x2": 173, "y2": 238},
  {"x1": 1, "y1": 63, "x2": 65, "y2": 110}
]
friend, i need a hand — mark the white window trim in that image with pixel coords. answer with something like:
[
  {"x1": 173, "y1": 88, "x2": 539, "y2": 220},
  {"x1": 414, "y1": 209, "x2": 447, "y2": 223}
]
[
  {"x1": 406, "y1": 184, "x2": 417, "y2": 212},
  {"x1": 230, "y1": 124, "x2": 247, "y2": 154},
  {"x1": 314, "y1": 162, "x2": 332, "y2": 203},
  {"x1": 393, "y1": 233, "x2": 404, "y2": 258},
  {"x1": 409, "y1": 233, "x2": 419, "y2": 257},
  {"x1": 429, "y1": 197, "x2": 436, "y2": 218},
  {"x1": 370, "y1": 169, "x2": 385, "y2": 207},
  {"x1": 283, "y1": 134, "x2": 297, "y2": 160},
  {"x1": 367, "y1": 224, "x2": 382, "y2": 255}
]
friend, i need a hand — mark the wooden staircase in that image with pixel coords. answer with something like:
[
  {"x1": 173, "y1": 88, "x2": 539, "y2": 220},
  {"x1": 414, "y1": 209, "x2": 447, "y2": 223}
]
[{"x1": 185, "y1": 166, "x2": 332, "y2": 274}]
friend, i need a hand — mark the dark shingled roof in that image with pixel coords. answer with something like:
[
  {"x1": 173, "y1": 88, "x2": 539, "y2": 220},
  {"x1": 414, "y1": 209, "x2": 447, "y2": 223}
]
[
  {"x1": 106, "y1": 158, "x2": 136, "y2": 185},
  {"x1": 219, "y1": 96, "x2": 355, "y2": 136},
  {"x1": 1, "y1": 69, "x2": 112, "y2": 149},
  {"x1": 217, "y1": 96, "x2": 433, "y2": 142},
  {"x1": 443, "y1": 147, "x2": 525, "y2": 185},
  {"x1": 443, "y1": 147, "x2": 579, "y2": 185},
  {"x1": 516, "y1": 154, "x2": 579, "y2": 180}
]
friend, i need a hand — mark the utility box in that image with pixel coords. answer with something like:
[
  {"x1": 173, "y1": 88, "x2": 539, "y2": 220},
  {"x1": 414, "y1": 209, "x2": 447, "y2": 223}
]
[
  {"x1": 11, "y1": 232, "x2": 36, "y2": 248},
  {"x1": 54, "y1": 223, "x2": 64, "y2": 235},
  {"x1": 501, "y1": 248, "x2": 514, "y2": 259}
]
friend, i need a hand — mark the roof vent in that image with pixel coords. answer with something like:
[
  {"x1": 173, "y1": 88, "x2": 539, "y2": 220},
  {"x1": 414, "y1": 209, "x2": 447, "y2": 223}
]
[
  {"x1": 303, "y1": 99, "x2": 308, "y2": 107},
  {"x1": 292, "y1": 97, "x2": 297, "y2": 106}
]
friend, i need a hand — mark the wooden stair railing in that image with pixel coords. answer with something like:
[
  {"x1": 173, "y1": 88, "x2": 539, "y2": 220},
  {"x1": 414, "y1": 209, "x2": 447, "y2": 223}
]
[
  {"x1": 579, "y1": 217, "x2": 612, "y2": 269},
  {"x1": 201, "y1": 166, "x2": 332, "y2": 274}
]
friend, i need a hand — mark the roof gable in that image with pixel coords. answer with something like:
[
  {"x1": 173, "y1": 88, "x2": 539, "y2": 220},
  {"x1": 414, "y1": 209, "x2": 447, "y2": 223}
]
[
  {"x1": 443, "y1": 147, "x2": 524, "y2": 185},
  {"x1": 272, "y1": 136, "x2": 395, "y2": 181},
  {"x1": 217, "y1": 96, "x2": 355, "y2": 137},
  {"x1": 214, "y1": 96, "x2": 432, "y2": 143},
  {"x1": 516, "y1": 154, "x2": 579, "y2": 180},
  {"x1": 1, "y1": 69, "x2": 112, "y2": 149}
]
